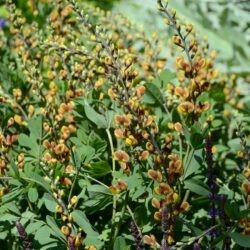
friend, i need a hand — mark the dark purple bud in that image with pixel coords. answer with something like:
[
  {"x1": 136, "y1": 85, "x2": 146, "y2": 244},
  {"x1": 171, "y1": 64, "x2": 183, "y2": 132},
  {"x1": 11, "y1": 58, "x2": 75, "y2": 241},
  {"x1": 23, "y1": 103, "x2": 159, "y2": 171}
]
[
  {"x1": 161, "y1": 238, "x2": 171, "y2": 250},
  {"x1": 130, "y1": 221, "x2": 144, "y2": 250},
  {"x1": 193, "y1": 242, "x2": 201, "y2": 250},
  {"x1": 68, "y1": 236, "x2": 75, "y2": 250},
  {"x1": 208, "y1": 208, "x2": 219, "y2": 218},
  {"x1": 15, "y1": 221, "x2": 33, "y2": 250},
  {"x1": 0, "y1": 18, "x2": 8, "y2": 29},
  {"x1": 161, "y1": 205, "x2": 168, "y2": 234},
  {"x1": 209, "y1": 228, "x2": 219, "y2": 237}
]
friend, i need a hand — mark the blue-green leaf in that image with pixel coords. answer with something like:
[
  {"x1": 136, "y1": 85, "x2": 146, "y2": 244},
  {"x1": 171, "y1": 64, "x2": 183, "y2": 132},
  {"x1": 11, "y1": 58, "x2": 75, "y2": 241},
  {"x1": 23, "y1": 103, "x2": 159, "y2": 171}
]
[{"x1": 230, "y1": 232, "x2": 250, "y2": 248}]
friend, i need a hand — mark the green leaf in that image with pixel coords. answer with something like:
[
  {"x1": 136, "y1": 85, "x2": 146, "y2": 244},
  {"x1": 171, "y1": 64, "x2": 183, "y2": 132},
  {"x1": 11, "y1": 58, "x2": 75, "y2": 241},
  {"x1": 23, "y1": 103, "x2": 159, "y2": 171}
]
[
  {"x1": 89, "y1": 133, "x2": 107, "y2": 154},
  {"x1": 76, "y1": 145, "x2": 96, "y2": 163},
  {"x1": 134, "y1": 206, "x2": 148, "y2": 226},
  {"x1": 190, "y1": 133, "x2": 204, "y2": 149},
  {"x1": 23, "y1": 172, "x2": 51, "y2": 193},
  {"x1": 146, "y1": 83, "x2": 163, "y2": 104},
  {"x1": 9, "y1": 158, "x2": 20, "y2": 179},
  {"x1": 152, "y1": 69, "x2": 175, "y2": 88},
  {"x1": 0, "y1": 6, "x2": 8, "y2": 18},
  {"x1": 87, "y1": 184, "x2": 111, "y2": 195},
  {"x1": 1, "y1": 188, "x2": 24, "y2": 204},
  {"x1": 184, "y1": 179, "x2": 210, "y2": 196},
  {"x1": 0, "y1": 231, "x2": 8, "y2": 240},
  {"x1": 84, "y1": 105, "x2": 107, "y2": 128},
  {"x1": 227, "y1": 138, "x2": 241, "y2": 151},
  {"x1": 212, "y1": 119, "x2": 223, "y2": 128},
  {"x1": 28, "y1": 115, "x2": 43, "y2": 139},
  {"x1": 0, "y1": 213, "x2": 19, "y2": 222},
  {"x1": 43, "y1": 193, "x2": 57, "y2": 213},
  {"x1": 141, "y1": 92, "x2": 156, "y2": 104},
  {"x1": 105, "y1": 110, "x2": 115, "y2": 128},
  {"x1": 18, "y1": 133, "x2": 39, "y2": 156},
  {"x1": 230, "y1": 232, "x2": 250, "y2": 248},
  {"x1": 40, "y1": 242, "x2": 63, "y2": 250},
  {"x1": 34, "y1": 225, "x2": 56, "y2": 245},
  {"x1": 28, "y1": 187, "x2": 38, "y2": 203},
  {"x1": 209, "y1": 85, "x2": 225, "y2": 102},
  {"x1": 72, "y1": 210, "x2": 103, "y2": 247},
  {"x1": 85, "y1": 161, "x2": 111, "y2": 177},
  {"x1": 18, "y1": 134, "x2": 32, "y2": 148},
  {"x1": 184, "y1": 149, "x2": 203, "y2": 179},
  {"x1": 237, "y1": 209, "x2": 250, "y2": 220},
  {"x1": 46, "y1": 216, "x2": 66, "y2": 242},
  {"x1": 114, "y1": 236, "x2": 129, "y2": 250},
  {"x1": 224, "y1": 202, "x2": 239, "y2": 220},
  {"x1": 144, "y1": 69, "x2": 174, "y2": 105},
  {"x1": 25, "y1": 221, "x2": 45, "y2": 234},
  {"x1": 126, "y1": 173, "x2": 143, "y2": 190}
]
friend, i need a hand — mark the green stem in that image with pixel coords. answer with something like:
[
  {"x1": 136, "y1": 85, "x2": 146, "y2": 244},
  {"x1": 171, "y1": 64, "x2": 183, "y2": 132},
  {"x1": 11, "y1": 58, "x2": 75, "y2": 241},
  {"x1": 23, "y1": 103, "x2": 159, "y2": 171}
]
[
  {"x1": 112, "y1": 191, "x2": 129, "y2": 245},
  {"x1": 183, "y1": 144, "x2": 190, "y2": 167},
  {"x1": 182, "y1": 145, "x2": 194, "y2": 180},
  {"x1": 179, "y1": 134, "x2": 183, "y2": 161},
  {"x1": 106, "y1": 128, "x2": 118, "y2": 249},
  {"x1": 83, "y1": 174, "x2": 110, "y2": 189},
  {"x1": 68, "y1": 149, "x2": 81, "y2": 203}
]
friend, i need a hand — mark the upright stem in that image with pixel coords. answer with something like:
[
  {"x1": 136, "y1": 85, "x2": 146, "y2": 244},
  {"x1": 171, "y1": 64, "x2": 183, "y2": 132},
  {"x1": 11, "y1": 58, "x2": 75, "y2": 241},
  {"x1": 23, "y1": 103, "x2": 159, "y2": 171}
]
[
  {"x1": 106, "y1": 128, "x2": 118, "y2": 249},
  {"x1": 158, "y1": 0, "x2": 193, "y2": 68}
]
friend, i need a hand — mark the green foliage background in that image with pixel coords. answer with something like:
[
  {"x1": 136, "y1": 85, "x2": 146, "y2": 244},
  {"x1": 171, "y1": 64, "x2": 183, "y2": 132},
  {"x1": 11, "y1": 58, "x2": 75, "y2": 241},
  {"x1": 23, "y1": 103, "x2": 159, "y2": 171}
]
[{"x1": 0, "y1": 0, "x2": 249, "y2": 250}]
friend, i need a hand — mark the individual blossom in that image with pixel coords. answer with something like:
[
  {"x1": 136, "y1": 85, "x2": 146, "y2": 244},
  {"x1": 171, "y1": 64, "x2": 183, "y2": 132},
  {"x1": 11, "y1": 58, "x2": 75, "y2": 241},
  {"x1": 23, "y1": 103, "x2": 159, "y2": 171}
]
[
  {"x1": 154, "y1": 183, "x2": 173, "y2": 196},
  {"x1": 61, "y1": 225, "x2": 70, "y2": 236},
  {"x1": 148, "y1": 169, "x2": 163, "y2": 182},
  {"x1": 177, "y1": 101, "x2": 195, "y2": 114},
  {"x1": 114, "y1": 114, "x2": 132, "y2": 126},
  {"x1": 113, "y1": 150, "x2": 130, "y2": 162},
  {"x1": 168, "y1": 154, "x2": 183, "y2": 178},
  {"x1": 174, "y1": 86, "x2": 189, "y2": 100},
  {"x1": 144, "y1": 234, "x2": 160, "y2": 248},
  {"x1": 138, "y1": 150, "x2": 149, "y2": 161}
]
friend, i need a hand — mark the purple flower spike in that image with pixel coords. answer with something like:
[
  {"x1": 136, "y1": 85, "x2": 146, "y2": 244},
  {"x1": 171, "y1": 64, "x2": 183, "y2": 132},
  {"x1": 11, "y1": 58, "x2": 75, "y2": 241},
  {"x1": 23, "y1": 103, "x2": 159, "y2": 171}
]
[
  {"x1": 209, "y1": 228, "x2": 219, "y2": 237},
  {"x1": 15, "y1": 221, "x2": 33, "y2": 250},
  {"x1": 68, "y1": 236, "x2": 76, "y2": 250},
  {"x1": 130, "y1": 221, "x2": 144, "y2": 250},
  {"x1": 208, "y1": 208, "x2": 219, "y2": 218},
  {"x1": 193, "y1": 242, "x2": 201, "y2": 250},
  {"x1": 0, "y1": 18, "x2": 8, "y2": 29}
]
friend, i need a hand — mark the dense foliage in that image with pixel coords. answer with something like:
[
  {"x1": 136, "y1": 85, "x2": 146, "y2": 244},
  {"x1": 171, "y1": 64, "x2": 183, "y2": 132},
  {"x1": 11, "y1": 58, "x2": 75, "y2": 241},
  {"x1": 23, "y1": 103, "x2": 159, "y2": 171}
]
[{"x1": 0, "y1": 0, "x2": 249, "y2": 249}]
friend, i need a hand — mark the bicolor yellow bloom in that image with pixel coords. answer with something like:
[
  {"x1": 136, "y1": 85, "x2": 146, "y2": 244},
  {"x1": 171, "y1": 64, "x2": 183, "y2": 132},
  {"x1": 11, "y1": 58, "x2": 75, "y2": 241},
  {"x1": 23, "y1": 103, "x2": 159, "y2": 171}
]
[
  {"x1": 177, "y1": 101, "x2": 194, "y2": 114},
  {"x1": 113, "y1": 150, "x2": 130, "y2": 162}
]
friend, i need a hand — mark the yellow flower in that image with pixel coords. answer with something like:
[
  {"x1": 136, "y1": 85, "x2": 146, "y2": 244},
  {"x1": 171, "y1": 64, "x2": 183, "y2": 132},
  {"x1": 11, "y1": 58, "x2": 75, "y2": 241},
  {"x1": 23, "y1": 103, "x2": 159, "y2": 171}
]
[
  {"x1": 70, "y1": 195, "x2": 78, "y2": 206},
  {"x1": 113, "y1": 150, "x2": 130, "y2": 162},
  {"x1": 114, "y1": 129, "x2": 124, "y2": 138},
  {"x1": 61, "y1": 225, "x2": 70, "y2": 236},
  {"x1": 180, "y1": 201, "x2": 190, "y2": 212},
  {"x1": 138, "y1": 150, "x2": 149, "y2": 161},
  {"x1": 174, "y1": 122, "x2": 183, "y2": 134},
  {"x1": 125, "y1": 135, "x2": 138, "y2": 146},
  {"x1": 174, "y1": 86, "x2": 189, "y2": 99},
  {"x1": 114, "y1": 114, "x2": 132, "y2": 126},
  {"x1": 54, "y1": 143, "x2": 68, "y2": 155},
  {"x1": 148, "y1": 169, "x2": 162, "y2": 182},
  {"x1": 177, "y1": 101, "x2": 194, "y2": 114},
  {"x1": 151, "y1": 198, "x2": 160, "y2": 209}
]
